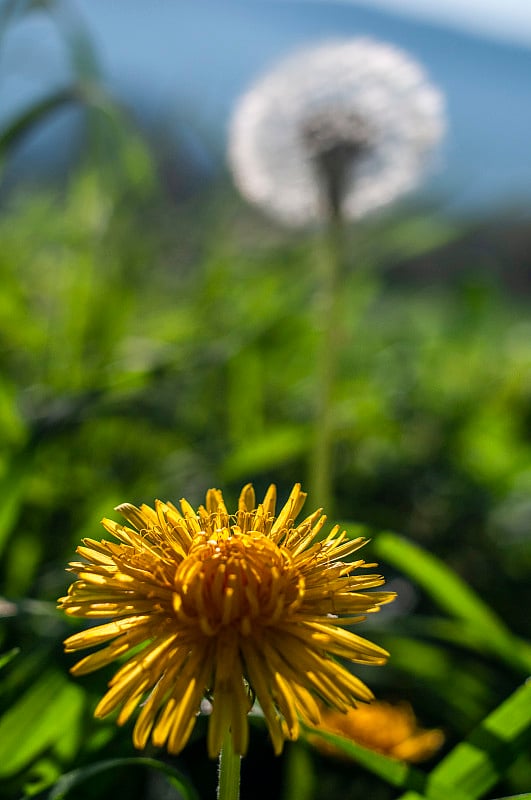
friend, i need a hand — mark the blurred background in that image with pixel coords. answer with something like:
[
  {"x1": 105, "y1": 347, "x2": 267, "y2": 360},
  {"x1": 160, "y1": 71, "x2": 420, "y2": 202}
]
[{"x1": 0, "y1": 1, "x2": 530, "y2": 799}]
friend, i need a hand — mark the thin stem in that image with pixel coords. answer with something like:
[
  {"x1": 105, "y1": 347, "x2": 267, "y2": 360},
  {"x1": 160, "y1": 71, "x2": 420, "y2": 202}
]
[
  {"x1": 309, "y1": 208, "x2": 346, "y2": 513},
  {"x1": 217, "y1": 729, "x2": 241, "y2": 800}
]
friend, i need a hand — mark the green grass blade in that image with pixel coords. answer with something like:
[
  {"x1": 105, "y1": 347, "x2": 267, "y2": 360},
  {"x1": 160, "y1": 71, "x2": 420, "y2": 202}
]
[
  {"x1": 304, "y1": 724, "x2": 426, "y2": 790},
  {"x1": 0, "y1": 669, "x2": 84, "y2": 778},
  {"x1": 221, "y1": 425, "x2": 307, "y2": 480},
  {"x1": 426, "y1": 681, "x2": 531, "y2": 800},
  {"x1": 0, "y1": 647, "x2": 19, "y2": 671},
  {"x1": 375, "y1": 634, "x2": 495, "y2": 727},
  {"x1": 303, "y1": 724, "x2": 470, "y2": 800},
  {"x1": 490, "y1": 795, "x2": 531, "y2": 800},
  {"x1": 395, "y1": 794, "x2": 428, "y2": 800},
  {"x1": 0, "y1": 88, "x2": 82, "y2": 160},
  {"x1": 371, "y1": 532, "x2": 531, "y2": 673},
  {"x1": 0, "y1": 453, "x2": 29, "y2": 557},
  {"x1": 373, "y1": 532, "x2": 506, "y2": 632},
  {"x1": 25, "y1": 757, "x2": 200, "y2": 800}
]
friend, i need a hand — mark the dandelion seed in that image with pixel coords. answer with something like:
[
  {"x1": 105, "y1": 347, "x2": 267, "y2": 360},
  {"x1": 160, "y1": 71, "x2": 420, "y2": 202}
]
[
  {"x1": 59, "y1": 483, "x2": 395, "y2": 757},
  {"x1": 229, "y1": 38, "x2": 445, "y2": 225}
]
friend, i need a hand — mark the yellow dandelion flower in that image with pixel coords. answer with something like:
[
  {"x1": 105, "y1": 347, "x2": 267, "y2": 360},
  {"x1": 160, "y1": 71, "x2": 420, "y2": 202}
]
[
  {"x1": 310, "y1": 700, "x2": 444, "y2": 763},
  {"x1": 59, "y1": 483, "x2": 395, "y2": 758}
]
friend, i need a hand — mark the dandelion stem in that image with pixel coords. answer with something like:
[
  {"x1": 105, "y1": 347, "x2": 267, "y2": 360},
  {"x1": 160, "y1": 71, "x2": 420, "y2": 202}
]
[
  {"x1": 217, "y1": 729, "x2": 241, "y2": 800},
  {"x1": 309, "y1": 206, "x2": 346, "y2": 512}
]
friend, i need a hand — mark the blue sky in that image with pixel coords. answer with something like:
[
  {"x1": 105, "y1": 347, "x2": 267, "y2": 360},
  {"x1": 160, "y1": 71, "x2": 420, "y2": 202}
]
[
  {"x1": 2, "y1": 0, "x2": 531, "y2": 214},
  {"x1": 313, "y1": 0, "x2": 531, "y2": 47}
]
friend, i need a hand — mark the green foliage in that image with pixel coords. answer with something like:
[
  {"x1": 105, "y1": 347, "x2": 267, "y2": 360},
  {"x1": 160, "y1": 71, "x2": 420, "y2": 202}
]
[
  {"x1": 0, "y1": 169, "x2": 529, "y2": 798},
  {"x1": 25, "y1": 758, "x2": 200, "y2": 800},
  {"x1": 0, "y1": 668, "x2": 85, "y2": 779},
  {"x1": 0, "y1": 3, "x2": 530, "y2": 798},
  {"x1": 303, "y1": 726, "x2": 438, "y2": 796},
  {"x1": 303, "y1": 638, "x2": 531, "y2": 800},
  {"x1": 371, "y1": 532, "x2": 531, "y2": 674},
  {"x1": 425, "y1": 682, "x2": 531, "y2": 800}
]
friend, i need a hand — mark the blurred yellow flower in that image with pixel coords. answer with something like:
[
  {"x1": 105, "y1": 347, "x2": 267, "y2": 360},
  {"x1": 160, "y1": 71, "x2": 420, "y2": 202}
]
[
  {"x1": 59, "y1": 483, "x2": 394, "y2": 757},
  {"x1": 310, "y1": 700, "x2": 444, "y2": 763}
]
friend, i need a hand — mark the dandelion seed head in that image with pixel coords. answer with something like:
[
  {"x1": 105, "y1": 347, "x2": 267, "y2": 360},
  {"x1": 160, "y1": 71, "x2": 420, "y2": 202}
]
[{"x1": 229, "y1": 38, "x2": 445, "y2": 225}]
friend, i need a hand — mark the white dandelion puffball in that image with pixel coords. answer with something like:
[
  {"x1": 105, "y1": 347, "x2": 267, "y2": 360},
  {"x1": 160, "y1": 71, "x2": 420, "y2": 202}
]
[{"x1": 228, "y1": 38, "x2": 446, "y2": 226}]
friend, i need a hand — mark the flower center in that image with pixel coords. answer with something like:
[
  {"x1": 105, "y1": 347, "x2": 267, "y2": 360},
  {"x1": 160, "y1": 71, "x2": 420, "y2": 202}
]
[
  {"x1": 302, "y1": 110, "x2": 373, "y2": 217},
  {"x1": 172, "y1": 530, "x2": 305, "y2": 637}
]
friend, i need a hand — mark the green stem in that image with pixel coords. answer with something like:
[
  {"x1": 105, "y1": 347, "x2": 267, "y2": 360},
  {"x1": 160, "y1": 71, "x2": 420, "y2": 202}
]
[
  {"x1": 309, "y1": 211, "x2": 346, "y2": 513},
  {"x1": 217, "y1": 729, "x2": 241, "y2": 800}
]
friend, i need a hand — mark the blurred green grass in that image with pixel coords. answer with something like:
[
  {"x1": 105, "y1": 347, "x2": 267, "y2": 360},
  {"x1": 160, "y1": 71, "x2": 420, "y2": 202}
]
[
  {"x1": 0, "y1": 160, "x2": 529, "y2": 798},
  {"x1": 1, "y1": 4, "x2": 531, "y2": 798},
  {"x1": 1, "y1": 166, "x2": 529, "y2": 608}
]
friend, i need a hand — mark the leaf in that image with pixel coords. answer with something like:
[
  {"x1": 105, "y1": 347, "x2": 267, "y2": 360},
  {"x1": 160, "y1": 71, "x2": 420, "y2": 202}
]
[
  {"x1": 25, "y1": 757, "x2": 200, "y2": 800},
  {"x1": 303, "y1": 724, "x2": 469, "y2": 800},
  {"x1": 426, "y1": 681, "x2": 531, "y2": 800},
  {"x1": 0, "y1": 88, "x2": 82, "y2": 161},
  {"x1": 371, "y1": 532, "x2": 531, "y2": 673},
  {"x1": 375, "y1": 634, "x2": 495, "y2": 726},
  {"x1": 397, "y1": 615, "x2": 508, "y2": 654},
  {"x1": 0, "y1": 669, "x2": 84, "y2": 778},
  {"x1": 489, "y1": 795, "x2": 531, "y2": 800},
  {"x1": 221, "y1": 425, "x2": 307, "y2": 480},
  {"x1": 0, "y1": 452, "x2": 29, "y2": 557},
  {"x1": 0, "y1": 647, "x2": 19, "y2": 671},
  {"x1": 395, "y1": 794, "x2": 430, "y2": 800},
  {"x1": 304, "y1": 723, "x2": 425, "y2": 789}
]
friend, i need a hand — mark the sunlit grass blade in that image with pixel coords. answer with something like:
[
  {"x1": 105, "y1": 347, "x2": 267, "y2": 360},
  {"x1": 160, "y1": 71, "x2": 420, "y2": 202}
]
[
  {"x1": 0, "y1": 647, "x2": 19, "y2": 671},
  {"x1": 221, "y1": 425, "x2": 307, "y2": 480},
  {"x1": 25, "y1": 757, "x2": 200, "y2": 800},
  {"x1": 374, "y1": 634, "x2": 495, "y2": 727},
  {"x1": 489, "y1": 795, "x2": 531, "y2": 800},
  {"x1": 372, "y1": 532, "x2": 504, "y2": 631},
  {"x1": 394, "y1": 794, "x2": 428, "y2": 800},
  {"x1": 0, "y1": 452, "x2": 29, "y2": 557},
  {"x1": 0, "y1": 669, "x2": 84, "y2": 779},
  {"x1": 397, "y1": 615, "x2": 510, "y2": 653},
  {"x1": 371, "y1": 531, "x2": 531, "y2": 673},
  {"x1": 424, "y1": 681, "x2": 531, "y2": 800},
  {"x1": 302, "y1": 723, "x2": 469, "y2": 800}
]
